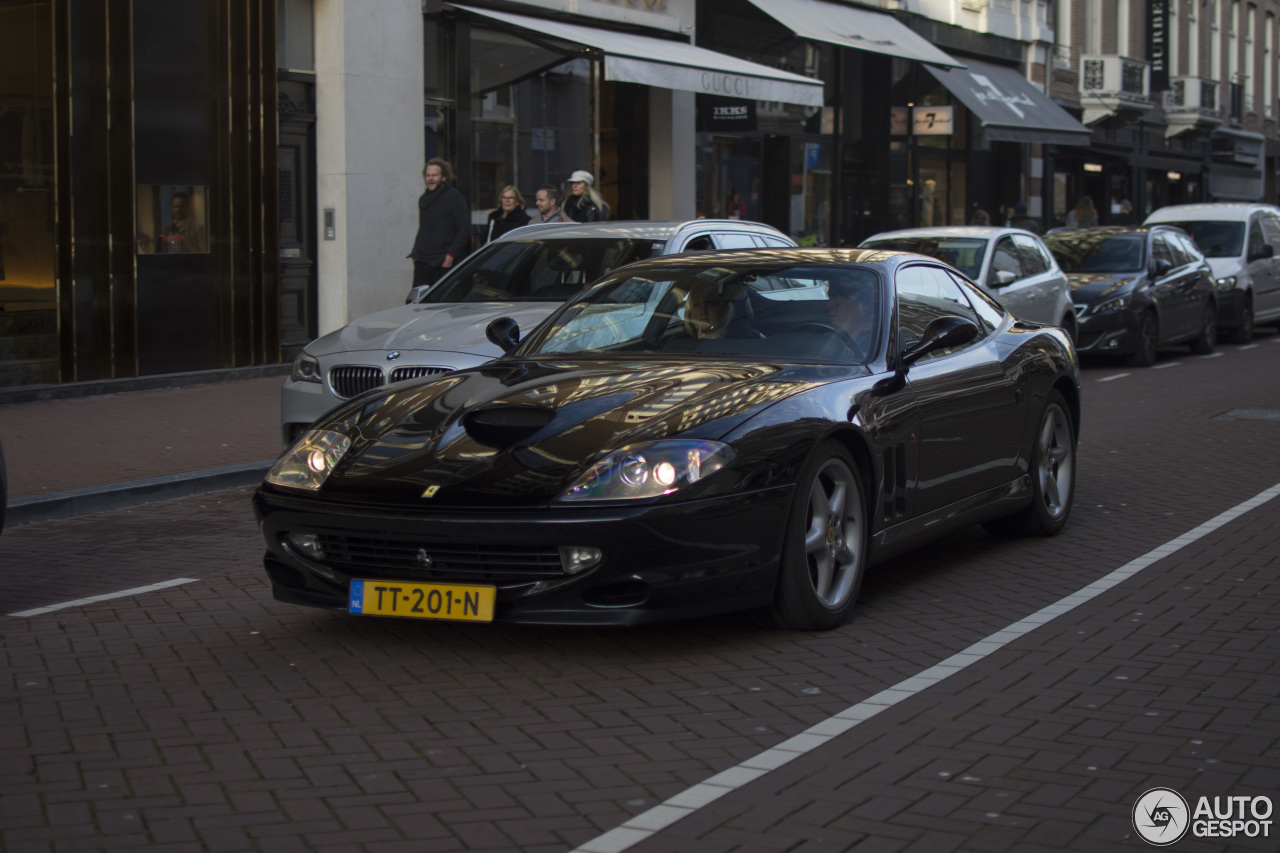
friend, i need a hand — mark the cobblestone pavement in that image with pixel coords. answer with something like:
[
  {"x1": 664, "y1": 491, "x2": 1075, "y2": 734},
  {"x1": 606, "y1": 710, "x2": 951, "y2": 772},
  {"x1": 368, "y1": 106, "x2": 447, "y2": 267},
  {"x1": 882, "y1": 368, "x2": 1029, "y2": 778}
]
[{"x1": 1, "y1": 334, "x2": 1278, "y2": 852}]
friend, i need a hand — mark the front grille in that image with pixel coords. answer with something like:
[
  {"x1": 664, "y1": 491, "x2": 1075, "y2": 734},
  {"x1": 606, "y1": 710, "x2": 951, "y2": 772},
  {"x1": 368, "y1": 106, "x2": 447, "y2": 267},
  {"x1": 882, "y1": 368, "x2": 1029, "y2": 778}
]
[
  {"x1": 390, "y1": 366, "x2": 450, "y2": 382},
  {"x1": 313, "y1": 535, "x2": 564, "y2": 582},
  {"x1": 329, "y1": 366, "x2": 385, "y2": 399}
]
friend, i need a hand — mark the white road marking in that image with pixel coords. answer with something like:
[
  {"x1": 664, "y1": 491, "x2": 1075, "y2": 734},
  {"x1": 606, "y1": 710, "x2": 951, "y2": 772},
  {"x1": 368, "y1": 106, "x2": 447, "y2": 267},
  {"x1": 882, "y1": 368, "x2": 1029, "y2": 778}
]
[
  {"x1": 9, "y1": 578, "x2": 200, "y2": 618},
  {"x1": 1239, "y1": 344, "x2": 1260, "y2": 350},
  {"x1": 1200, "y1": 352, "x2": 1224, "y2": 358},
  {"x1": 1153, "y1": 361, "x2": 1182, "y2": 369},
  {"x1": 1096, "y1": 373, "x2": 1131, "y2": 382},
  {"x1": 570, "y1": 482, "x2": 1280, "y2": 853}
]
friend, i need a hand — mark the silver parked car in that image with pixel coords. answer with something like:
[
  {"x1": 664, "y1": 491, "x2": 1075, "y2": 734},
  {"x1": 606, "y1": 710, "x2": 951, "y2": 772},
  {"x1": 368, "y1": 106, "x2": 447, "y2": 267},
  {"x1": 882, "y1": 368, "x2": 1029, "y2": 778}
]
[
  {"x1": 859, "y1": 226, "x2": 1077, "y2": 342},
  {"x1": 282, "y1": 220, "x2": 798, "y2": 444},
  {"x1": 1143, "y1": 202, "x2": 1280, "y2": 342}
]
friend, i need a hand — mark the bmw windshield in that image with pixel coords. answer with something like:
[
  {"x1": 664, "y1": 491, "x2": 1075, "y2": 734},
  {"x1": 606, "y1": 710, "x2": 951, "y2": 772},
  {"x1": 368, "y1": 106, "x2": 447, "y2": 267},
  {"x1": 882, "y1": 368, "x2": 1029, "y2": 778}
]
[{"x1": 423, "y1": 237, "x2": 666, "y2": 303}]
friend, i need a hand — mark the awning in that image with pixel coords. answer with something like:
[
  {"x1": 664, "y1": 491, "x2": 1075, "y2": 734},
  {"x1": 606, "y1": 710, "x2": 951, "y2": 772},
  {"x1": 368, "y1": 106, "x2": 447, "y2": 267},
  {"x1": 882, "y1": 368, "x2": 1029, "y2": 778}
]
[
  {"x1": 925, "y1": 59, "x2": 1092, "y2": 147},
  {"x1": 746, "y1": 0, "x2": 964, "y2": 68},
  {"x1": 450, "y1": 5, "x2": 826, "y2": 107}
]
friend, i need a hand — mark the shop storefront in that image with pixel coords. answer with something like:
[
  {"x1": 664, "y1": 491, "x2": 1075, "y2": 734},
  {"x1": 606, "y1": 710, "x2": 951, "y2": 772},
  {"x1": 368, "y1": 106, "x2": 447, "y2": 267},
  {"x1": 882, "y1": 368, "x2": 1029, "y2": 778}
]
[
  {"x1": 422, "y1": 2, "x2": 822, "y2": 235},
  {"x1": 0, "y1": 0, "x2": 277, "y2": 388},
  {"x1": 695, "y1": 0, "x2": 967, "y2": 246}
]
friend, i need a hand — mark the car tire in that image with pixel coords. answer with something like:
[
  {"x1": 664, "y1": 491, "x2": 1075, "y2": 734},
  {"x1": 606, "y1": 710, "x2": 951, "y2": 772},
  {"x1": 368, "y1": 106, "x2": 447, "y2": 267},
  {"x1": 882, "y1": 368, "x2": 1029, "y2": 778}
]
[
  {"x1": 1189, "y1": 304, "x2": 1217, "y2": 355},
  {"x1": 765, "y1": 441, "x2": 866, "y2": 631},
  {"x1": 1228, "y1": 297, "x2": 1254, "y2": 344},
  {"x1": 984, "y1": 391, "x2": 1075, "y2": 538},
  {"x1": 1126, "y1": 311, "x2": 1158, "y2": 367}
]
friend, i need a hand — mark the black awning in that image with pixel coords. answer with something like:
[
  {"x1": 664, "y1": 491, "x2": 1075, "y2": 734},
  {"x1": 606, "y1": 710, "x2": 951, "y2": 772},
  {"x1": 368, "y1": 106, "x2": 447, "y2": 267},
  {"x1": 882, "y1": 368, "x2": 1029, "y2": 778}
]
[{"x1": 925, "y1": 59, "x2": 1091, "y2": 148}]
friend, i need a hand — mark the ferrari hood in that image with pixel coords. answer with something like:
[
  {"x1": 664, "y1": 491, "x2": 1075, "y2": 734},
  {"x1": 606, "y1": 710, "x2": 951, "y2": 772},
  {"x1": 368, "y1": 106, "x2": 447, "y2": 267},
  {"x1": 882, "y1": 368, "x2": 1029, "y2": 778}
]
[
  {"x1": 1067, "y1": 272, "x2": 1143, "y2": 304},
  {"x1": 311, "y1": 359, "x2": 838, "y2": 507},
  {"x1": 306, "y1": 302, "x2": 561, "y2": 358}
]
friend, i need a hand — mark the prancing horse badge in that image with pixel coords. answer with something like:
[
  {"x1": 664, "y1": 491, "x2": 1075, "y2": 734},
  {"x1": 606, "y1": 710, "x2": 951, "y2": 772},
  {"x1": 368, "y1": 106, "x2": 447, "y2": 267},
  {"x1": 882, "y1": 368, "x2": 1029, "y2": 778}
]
[{"x1": 421, "y1": 485, "x2": 440, "y2": 498}]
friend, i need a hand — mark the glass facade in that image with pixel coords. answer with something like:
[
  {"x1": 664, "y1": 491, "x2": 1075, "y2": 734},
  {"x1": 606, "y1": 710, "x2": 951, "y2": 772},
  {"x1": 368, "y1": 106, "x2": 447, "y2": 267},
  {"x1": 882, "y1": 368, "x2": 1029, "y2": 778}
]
[{"x1": 0, "y1": 0, "x2": 277, "y2": 388}]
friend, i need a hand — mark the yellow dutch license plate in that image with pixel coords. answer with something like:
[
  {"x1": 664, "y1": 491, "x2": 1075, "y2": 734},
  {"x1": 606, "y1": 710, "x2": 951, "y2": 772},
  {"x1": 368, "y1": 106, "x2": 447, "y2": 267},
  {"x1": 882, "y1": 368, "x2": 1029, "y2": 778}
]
[{"x1": 349, "y1": 579, "x2": 496, "y2": 622}]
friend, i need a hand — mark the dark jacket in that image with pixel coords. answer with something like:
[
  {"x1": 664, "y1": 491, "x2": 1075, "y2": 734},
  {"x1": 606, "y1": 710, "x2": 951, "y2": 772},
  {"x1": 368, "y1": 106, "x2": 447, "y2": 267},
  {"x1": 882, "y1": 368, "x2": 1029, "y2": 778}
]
[
  {"x1": 562, "y1": 193, "x2": 607, "y2": 223},
  {"x1": 1009, "y1": 215, "x2": 1043, "y2": 235},
  {"x1": 485, "y1": 207, "x2": 531, "y2": 243},
  {"x1": 411, "y1": 184, "x2": 470, "y2": 266}
]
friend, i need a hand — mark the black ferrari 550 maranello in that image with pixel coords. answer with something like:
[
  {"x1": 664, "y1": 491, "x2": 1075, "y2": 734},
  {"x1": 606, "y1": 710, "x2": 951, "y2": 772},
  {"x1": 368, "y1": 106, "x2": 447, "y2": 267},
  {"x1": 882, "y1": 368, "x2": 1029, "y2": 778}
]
[{"x1": 254, "y1": 248, "x2": 1081, "y2": 630}]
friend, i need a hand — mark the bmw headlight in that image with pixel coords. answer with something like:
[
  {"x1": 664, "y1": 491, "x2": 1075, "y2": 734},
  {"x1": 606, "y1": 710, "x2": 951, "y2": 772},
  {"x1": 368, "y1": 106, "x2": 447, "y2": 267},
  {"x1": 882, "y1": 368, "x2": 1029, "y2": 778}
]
[
  {"x1": 1215, "y1": 275, "x2": 1238, "y2": 292},
  {"x1": 266, "y1": 429, "x2": 352, "y2": 491},
  {"x1": 290, "y1": 351, "x2": 322, "y2": 383},
  {"x1": 1086, "y1": 294, "x2": 1130, "y2": 316},
  {"x1": 559, "y1": 440, "x2": 736, "y2": 502}
]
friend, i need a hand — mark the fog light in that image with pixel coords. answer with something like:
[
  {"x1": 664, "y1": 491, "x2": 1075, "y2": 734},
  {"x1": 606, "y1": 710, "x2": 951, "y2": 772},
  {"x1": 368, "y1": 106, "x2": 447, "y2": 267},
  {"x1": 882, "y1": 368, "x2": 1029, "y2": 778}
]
[
  {"x1": 287, "y1": 532, "x2": 326, "y2": 560},
  {"x1": 559, "y1": 546, "x2": 602, "y2": 574}
]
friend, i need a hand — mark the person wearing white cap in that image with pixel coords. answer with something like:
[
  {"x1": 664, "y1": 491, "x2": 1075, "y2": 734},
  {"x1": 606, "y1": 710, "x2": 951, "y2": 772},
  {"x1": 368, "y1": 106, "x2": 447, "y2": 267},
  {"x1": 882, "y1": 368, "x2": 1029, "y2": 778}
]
[{"x1": 561, "y1": 169, "x2": 609, "y2": 223}]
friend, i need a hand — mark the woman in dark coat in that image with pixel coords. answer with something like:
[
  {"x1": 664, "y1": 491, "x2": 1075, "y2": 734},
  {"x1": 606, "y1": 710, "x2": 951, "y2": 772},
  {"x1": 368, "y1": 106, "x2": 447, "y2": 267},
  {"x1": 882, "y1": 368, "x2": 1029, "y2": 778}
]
[
  {"x1": 410, "y1": 157, "x2": 471, "y2": 291},
  {"x1": 561, "y1": 169, "x2": 609, "y2": 223},
  {"x1": 485, "y1": 186, "x2": 532, "y2": 243}
]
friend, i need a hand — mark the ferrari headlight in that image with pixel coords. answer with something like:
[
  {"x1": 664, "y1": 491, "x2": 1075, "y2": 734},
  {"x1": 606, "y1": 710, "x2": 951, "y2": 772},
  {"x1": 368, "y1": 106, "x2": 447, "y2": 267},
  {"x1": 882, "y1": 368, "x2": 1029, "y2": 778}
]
[
  {"x1": 266, "y1": 429, "x2": 352, "y2": 491},
  {"x1": 559, "y1": 440, "x2": 736, "y2": 502},
  {"x1": 1086, "y1": 294, "x2": 1130, "y2": 316},
  {"x1": 1215, "y1": 275, "x2": 1238, "y2": 292},
  {"x1": 290, "y1": 351, "x2": 322, "y2": 384}
]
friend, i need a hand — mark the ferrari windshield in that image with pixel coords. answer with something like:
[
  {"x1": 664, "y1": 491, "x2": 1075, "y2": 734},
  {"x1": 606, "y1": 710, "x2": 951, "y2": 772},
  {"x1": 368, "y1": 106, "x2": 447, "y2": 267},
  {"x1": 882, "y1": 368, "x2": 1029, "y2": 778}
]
[
  {"x1": 1044, "y1": 232, "x2": 1147, "y2": 273},
  {"x1": 861, "y1": 236, "x2": 988, "y2": 279},
  {"x1": 423, "y1": 237, "x2": 666, "y2": 303},
  {"x1": 515, "y1": 264, "x2": 883, "y2": 363}
]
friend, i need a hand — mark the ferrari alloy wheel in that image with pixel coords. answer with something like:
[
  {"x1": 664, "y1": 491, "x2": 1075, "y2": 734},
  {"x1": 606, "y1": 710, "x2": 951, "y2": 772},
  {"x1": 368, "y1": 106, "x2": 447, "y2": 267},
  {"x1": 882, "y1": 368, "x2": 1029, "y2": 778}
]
[
  {"x1": 986, "y1": 391, "x2": 1075, "y2": 538},
  {"x1": 1189, "y1": 304, "x2": 1216, "y2": 355},
  {"x1": 1127, "y1": 311, "x2": 1158, "y2": 367},
  {"x1": 767, "y1": 442, "x2": 866, "y2": 631}
]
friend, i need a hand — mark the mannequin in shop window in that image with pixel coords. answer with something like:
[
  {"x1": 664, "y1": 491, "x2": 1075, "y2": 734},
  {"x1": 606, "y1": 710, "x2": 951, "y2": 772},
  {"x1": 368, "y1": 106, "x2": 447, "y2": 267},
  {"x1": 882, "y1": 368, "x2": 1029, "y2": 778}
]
[{"x1": 158, "y1": 192, "x2": 208, "y2": 253}]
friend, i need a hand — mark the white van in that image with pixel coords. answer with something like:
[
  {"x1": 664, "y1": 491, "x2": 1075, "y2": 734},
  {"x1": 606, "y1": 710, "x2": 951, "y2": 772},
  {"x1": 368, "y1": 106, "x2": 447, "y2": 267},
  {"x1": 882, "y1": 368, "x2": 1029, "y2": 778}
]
[{"x1": 1143, "y1": 202, "x2": 1280, "y2": 342}]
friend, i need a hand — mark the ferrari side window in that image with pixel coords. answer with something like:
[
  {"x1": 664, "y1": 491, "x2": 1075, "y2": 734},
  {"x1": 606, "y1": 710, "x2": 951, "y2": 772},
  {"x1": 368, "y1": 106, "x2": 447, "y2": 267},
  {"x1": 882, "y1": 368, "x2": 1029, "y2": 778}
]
[{"x1": 896, "y1": 265, "x2": 984, "y2": 360}]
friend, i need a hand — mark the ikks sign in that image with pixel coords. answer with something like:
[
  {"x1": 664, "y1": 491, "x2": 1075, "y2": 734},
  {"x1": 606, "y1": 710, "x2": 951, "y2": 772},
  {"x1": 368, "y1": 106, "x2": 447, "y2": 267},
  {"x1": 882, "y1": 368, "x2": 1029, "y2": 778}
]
[{"x1": 697, "y1": 95, "x2": 757, "y2": 132}]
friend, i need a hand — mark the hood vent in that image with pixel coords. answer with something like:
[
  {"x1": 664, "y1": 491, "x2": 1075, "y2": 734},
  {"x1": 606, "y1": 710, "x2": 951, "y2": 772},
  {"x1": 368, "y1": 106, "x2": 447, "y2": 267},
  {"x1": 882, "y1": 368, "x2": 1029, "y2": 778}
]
[{"x1": 463, "y1": 405, "x2": 557, "y2": 449}]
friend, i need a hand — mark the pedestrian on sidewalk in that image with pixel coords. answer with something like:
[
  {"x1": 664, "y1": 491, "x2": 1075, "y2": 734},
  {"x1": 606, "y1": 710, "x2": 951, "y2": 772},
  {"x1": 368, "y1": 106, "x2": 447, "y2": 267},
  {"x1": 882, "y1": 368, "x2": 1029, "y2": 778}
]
[
  {"x1": 531, "y1": 184, "x2": 562, "y2": 223},
  {"x1": 562, "y1": 170, "x2": 609, "y2": 223},
  {"x1": 485, "y1": 186, "x2": 531, "y2": 243},
  {"x1": 409, "y1": 158, "x2": 470, "y2": 294}
]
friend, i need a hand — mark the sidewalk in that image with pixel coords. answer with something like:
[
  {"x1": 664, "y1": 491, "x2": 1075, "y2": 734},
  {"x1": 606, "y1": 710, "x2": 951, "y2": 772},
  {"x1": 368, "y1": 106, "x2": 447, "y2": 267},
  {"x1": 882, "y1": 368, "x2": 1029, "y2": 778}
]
[{"x1": 0, "y1": 375, "x2": 286, "y2": 526}]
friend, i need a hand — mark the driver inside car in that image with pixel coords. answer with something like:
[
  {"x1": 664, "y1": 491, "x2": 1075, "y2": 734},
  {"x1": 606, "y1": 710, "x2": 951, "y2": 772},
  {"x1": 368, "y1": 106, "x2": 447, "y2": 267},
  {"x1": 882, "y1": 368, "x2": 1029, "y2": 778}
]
[
  {"x1": 826, "y1": 278, "x2": 878, "y2": 361},
  {"x1": 683, "y1": 282, "x2": 738, "y2": 339}
]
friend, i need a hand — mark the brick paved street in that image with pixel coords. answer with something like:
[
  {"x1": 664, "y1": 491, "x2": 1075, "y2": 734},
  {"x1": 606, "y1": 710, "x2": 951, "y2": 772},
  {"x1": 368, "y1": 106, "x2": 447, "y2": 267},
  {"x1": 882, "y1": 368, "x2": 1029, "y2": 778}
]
[{"x1": 2, "y1": 335, "x2": 1278, "y2": 852}]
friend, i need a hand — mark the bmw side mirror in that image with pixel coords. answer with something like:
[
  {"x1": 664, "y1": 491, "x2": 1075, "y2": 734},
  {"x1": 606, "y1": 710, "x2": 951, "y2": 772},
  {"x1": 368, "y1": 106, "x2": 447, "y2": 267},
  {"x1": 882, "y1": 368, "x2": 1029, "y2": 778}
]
[
  {"x1": 992, "y1": 270, "x2": 1017, "y2": 288},
  {"x1": 486, "y1": 317, "x2": 521, "y2": 354},
  {"x1": 406, "y1": 284, "x2": 429, "y2": 304},
  {"x1": 902, "y1": 316, "x2": 979, "y2": 366}
]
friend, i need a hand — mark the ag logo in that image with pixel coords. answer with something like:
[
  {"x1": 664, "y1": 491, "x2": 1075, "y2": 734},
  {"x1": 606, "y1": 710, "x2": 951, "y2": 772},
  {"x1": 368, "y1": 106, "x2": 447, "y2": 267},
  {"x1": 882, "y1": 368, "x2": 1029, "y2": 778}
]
[{"x1": 1133, "y1": 787, "x2": 1190, "y2": 846}]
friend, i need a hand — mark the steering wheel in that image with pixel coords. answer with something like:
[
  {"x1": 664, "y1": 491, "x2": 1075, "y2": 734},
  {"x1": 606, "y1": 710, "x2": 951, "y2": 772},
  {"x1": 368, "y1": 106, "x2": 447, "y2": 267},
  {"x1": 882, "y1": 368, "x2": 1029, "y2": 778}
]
[{"x1": 789, "y1": 321, "x2": 863, "y2": 359}]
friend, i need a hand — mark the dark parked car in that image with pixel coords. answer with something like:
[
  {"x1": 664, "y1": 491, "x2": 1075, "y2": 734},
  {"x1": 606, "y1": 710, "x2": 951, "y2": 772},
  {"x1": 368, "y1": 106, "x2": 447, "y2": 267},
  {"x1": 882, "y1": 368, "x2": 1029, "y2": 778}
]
[
  {"x1": 1043, "y1": 226, "x2": 1217, "y2": 366},
  {"x1": 255, "y1": 248, "x2": 1081, "y2": 630}
]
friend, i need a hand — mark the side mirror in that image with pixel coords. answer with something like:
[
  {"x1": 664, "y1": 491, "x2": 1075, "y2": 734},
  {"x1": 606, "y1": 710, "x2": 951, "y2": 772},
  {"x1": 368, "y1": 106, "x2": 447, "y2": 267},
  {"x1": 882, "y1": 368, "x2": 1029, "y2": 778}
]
[
  {"x1": 1249, "y1": 244, "x2": 1275, "y2": 262},
  {"x1": 902, "y1": 316, "x2": 979, "y2": 367},
  {"x1": 1153, "y1": 258, "x2": 1173, "y2": 277},
  {"x1": 992, "y1": 269, "x2": 1017, "y2": 288},
  {"x1": 486, "y1": 317, "x2": 521, "y2": 354},
  {"x1": 406, "y1": 284, "x2": 429, "y2": 304}
]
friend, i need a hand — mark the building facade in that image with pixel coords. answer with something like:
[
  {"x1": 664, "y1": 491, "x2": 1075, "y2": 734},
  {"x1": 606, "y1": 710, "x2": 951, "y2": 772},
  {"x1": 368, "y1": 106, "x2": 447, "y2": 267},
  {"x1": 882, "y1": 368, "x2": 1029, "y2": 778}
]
[{"x1": 4, "y1": 0, "x2": 1279, "y2": 390}]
